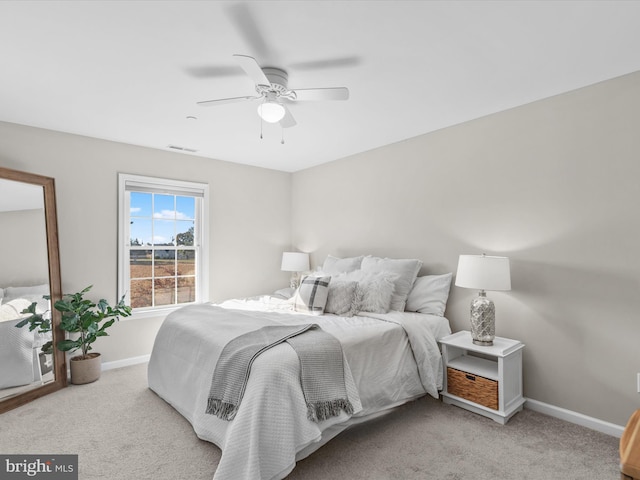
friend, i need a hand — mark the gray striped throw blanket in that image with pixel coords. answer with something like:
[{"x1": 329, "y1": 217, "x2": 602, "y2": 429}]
[{"x1": 206, "y1": 323, "x2": 354, "y2": 422}]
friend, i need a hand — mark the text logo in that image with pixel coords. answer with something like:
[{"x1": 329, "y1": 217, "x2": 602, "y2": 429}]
[{"x1": 0, "y1": 455, "x2": 77, "y2": 480}]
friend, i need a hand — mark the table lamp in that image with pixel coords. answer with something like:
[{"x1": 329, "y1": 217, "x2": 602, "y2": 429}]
[
  {"x1": 281, "y1": 252, "x2": 310, "y2": 289},
  {"x1": 455, "y1": 254, "x2": 511, "y2": 346}
]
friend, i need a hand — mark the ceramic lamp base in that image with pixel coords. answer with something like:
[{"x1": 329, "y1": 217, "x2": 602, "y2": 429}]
[
  {"x1": 290, "y1": 272, "x2": 301, "y2": 290},
  {"x1": 470, "y1": 291, "x2": 495, "y2": 346}
]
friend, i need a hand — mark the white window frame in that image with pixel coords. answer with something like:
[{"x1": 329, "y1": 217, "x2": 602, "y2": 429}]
[{"x1": 118, "y1": 173, "x2": 209, "y2": 319}]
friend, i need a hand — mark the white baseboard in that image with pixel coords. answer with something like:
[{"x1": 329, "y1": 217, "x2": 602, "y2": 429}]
[
  {"x1": 525, "y1": 398, "x2": 625, "y2": 438},
  {"x1": 101, "y1": 354, "x2": 150, "y2": 372},
  {"x1": 94, "y1": 357, "x2": 627, "y2": 438}
]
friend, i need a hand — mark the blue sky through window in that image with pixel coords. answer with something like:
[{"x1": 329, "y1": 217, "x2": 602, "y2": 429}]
[{"x1": 130, "y1": 193, "x2": 195, "y2": 246}]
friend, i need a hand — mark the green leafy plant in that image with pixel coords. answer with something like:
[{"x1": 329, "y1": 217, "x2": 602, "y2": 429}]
[
  {"x1": 17, "y1": 285, "x2": 132, "y2": 359},
  {"x1": 16, "y1": 298, "x2": 54, "y2": 354}
]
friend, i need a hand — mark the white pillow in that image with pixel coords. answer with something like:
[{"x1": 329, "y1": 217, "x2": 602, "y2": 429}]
[
  {"x1": 360, "y1": 257, "x2": 423, "y2": 311},
  {"x1": 293, "y1": 275, "x2": 331, "y2": 316},
  {"x1": 7, "y1": 298, "x2": 34, "y2": 314},
  {"x1": 3, "y1": 283, "x2": 49, "y2": 303},
  {"x1": 405, "y1": 273, "x2": 453, "y2": 316},
  {"x1": 273, "y1": 287, "x2": 295, "y2": 299},
  {"x1": 0, "y1": 303, "x2": 22, "y2": 322},
  {"x1": 336, "y1": 270, "x2": 397, "y2": 314},
  {"x1": 325, "y1": 280, "x2": 360, "y2": 317},
  {"x1": 321, "y1": 255, "x2": 364, "y2": 275},
  {"x1": 17, "y1": 295, "x2": 50, "y2": 314}
]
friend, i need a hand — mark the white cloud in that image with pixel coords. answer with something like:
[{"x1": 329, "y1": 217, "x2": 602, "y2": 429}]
[
  {"x1": 153, "y1": 210, "x2": 190, "y2": 220},
  {"x1": 152, "y1": 235, "x2": 173, "y2": 245}
]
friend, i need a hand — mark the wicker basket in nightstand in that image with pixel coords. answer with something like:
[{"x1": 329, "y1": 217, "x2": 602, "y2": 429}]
[{"x1": 447, "y1": 367, "x2": 498, "y2": 410}]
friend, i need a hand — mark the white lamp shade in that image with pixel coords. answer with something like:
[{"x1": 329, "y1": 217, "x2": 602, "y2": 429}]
[
  {"x1": 281, "y1": 252, "x2": 310, "y2": 272},
  {"x1": 258, "y1": 102, "x2": 285, "y2": 123},
  {"x1": 455, "y1": 254, "x2": 511, "y2": 291}
]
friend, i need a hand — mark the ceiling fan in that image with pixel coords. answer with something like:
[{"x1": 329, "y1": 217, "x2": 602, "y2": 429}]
[{"x1": 197, "y1": 54, "x2": 350, "y2": 128}]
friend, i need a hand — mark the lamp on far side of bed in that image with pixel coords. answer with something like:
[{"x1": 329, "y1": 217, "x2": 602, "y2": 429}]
[
  {"x1": 455, "y1": 254, "x2": 511, "y2": 346},
  {"x1": 281, "y1": 252, "x2": 310, "y2": 289}
]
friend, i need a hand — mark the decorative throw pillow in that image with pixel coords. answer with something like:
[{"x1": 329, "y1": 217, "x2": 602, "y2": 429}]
[
  {"x1": 360, "y1": 257, "x2": 423, "y2": 311},
  {"x1": 405, "y1": 273, "x2": 453, "y2": 316},
  {"x1": 293, "y1": 275, "x2": 331, "y2": 315},
  {"x1": 325, "y1": 280, "x2": 360, "y2": 317},
  {"x1": 336, "y1": 270, "x2": 397, "y2": 314},
  {"x1": 356, "y1": 272, "x2": 397, "y2": 313},
  {"x1": 321, "y1": 255, "x2": 364, "y2": 275}
]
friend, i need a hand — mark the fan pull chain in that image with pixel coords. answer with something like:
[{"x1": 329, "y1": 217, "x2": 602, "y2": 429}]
[
  {"x1": 260, "y1": 115, "x2": 263, "y2": 139},
  {"x1": 281, "y1": 125, "x2": 285, "y2": 144}
]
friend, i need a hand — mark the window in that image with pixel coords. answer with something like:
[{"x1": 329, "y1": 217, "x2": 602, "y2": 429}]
[{"x1": 118, "y1": 174, "x2": 209, "y2": 316}]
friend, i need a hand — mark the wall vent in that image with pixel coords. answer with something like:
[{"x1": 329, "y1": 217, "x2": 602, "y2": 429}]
[{"x1": 167, "y1": 145, "x2": 197, "y2": 153}]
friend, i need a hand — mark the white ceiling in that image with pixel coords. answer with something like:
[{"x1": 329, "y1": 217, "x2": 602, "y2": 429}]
[{"x1": 2, "y1": 1, "x2": 640, "y2": 173}]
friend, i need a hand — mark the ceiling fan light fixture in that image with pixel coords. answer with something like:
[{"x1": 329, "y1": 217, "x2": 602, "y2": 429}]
[{"x1": 258, "y1": 101, "x2": 285, "y2": 123}]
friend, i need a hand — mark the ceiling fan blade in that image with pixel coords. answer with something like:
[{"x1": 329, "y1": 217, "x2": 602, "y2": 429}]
[
  {"x1": 233, "y1": 54, "x2": 270, "y2": 86},
  {"x1": 197, "y1": 95, "x2": 260, "y2": 107},
  {"x1": 225, "y1": 3, "x2": 271, "y2": 60},
  {"x1": 280, "y1": 105, "x2": 297, "y2": 128},
  {"x1": 288, "y1": 56, "x2": 361, "y2": 71},
  {"x1": 292, "y1": 87, "x2": 349, "y2": 101},
  {"x1": 184, "y1": 65, "x2": 243, "y2": 79}
]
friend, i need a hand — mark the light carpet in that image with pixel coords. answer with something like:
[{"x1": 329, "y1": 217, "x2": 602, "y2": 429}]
[{"x1": 0, "y1": 363, "x2": 620, "y2": 479}]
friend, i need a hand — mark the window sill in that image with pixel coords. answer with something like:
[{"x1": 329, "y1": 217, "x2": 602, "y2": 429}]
[{"x1": 124, "y1": 305, "x2": 184, "y2": 321}]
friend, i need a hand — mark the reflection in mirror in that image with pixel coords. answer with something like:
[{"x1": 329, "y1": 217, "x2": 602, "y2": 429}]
[
  {"x1": 0, "y1": 180, "x2": 51, "y2": 397},
  {"x1": 0, "y1": 167, "x2": 66, "y2": 413}
]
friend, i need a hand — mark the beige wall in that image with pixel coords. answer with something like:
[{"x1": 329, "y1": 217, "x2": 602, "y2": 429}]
[
  {"x1": 291, "y1": 71, "x2": 640, "y2": 427},
  {"x1": 0, "y1": 121, "x2": 292, "y2": 364},
  {"x1": 0, "y1": 209, "x2": 48, "y2": 286},
  {"x1": 2, "y1": 71, "x2": 638, "y2": 427}
]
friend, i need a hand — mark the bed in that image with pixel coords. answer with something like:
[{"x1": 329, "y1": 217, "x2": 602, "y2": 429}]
[
  {"x1": 0, "y1": 283, "x2": 52, "y2": 390},
  {"x1": 148, "y1": 255, "x2": 453, "y2": 480}
]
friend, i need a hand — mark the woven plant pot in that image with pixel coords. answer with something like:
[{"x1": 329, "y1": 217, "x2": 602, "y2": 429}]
[{"x1": 70, "y1": 352, "x2": 101, "y2": 385}]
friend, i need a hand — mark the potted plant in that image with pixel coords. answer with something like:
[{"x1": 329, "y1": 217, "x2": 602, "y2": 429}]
[{"x1": 18, "y1": 285, "x2": 132, "y2": 384}]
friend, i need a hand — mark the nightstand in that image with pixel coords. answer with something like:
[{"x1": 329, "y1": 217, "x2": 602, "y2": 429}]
[{"x1": 440, "y1": 330, "x2": 525, "y2": 424}]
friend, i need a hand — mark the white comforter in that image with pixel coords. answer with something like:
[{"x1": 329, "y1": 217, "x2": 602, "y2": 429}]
[
  {"x1": 0, "y1": 297, "x2": 51, "y2": 389},
  {"x1": 147, "y1": 297, "x2": 450, "y2": 480}
]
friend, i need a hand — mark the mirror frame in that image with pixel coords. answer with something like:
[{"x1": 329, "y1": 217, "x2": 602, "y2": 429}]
[{"x1": 0, "y1": 166, "x2": 67, "y2": 414}]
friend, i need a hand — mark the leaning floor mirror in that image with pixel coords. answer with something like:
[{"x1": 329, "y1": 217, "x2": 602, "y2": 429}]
[{"x1": 0, "y1": 166, "x2": 67, "y2": 413}]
